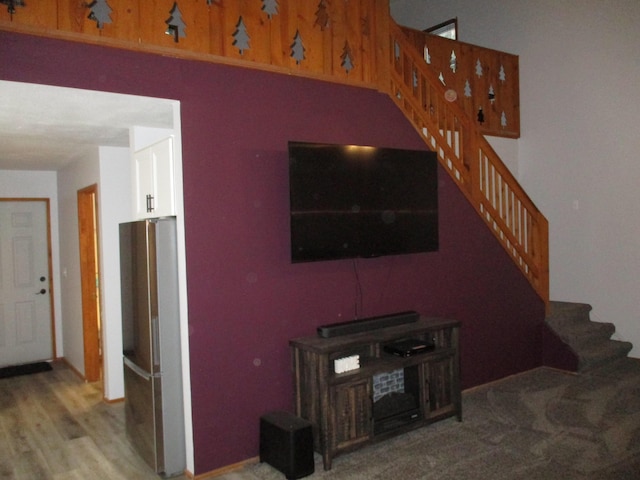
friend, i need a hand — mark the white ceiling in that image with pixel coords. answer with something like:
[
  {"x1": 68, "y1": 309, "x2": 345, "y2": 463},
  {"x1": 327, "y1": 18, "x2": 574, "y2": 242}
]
[{"x1": 0, "y1": 81, "x2": 176, "y2": 171}]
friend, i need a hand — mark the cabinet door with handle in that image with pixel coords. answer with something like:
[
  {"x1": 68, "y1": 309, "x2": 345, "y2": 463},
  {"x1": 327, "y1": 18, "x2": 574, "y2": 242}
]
[{"x1": 133, "y1": 137, "x2": 175, "y2": 219}]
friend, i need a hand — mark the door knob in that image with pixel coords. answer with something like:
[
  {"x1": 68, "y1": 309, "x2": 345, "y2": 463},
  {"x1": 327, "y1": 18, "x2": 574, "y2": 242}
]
[{"x1": 35, "y1": 289, "x2": 46, "y2": 295}]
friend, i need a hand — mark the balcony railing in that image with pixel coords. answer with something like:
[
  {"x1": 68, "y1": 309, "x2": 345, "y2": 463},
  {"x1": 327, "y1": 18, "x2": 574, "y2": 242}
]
[{"x1": 400, "y1": 25, "x2": 520, "y2": 138}]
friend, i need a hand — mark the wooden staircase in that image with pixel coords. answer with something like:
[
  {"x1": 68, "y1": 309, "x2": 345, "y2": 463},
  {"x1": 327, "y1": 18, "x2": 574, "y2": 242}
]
[
  {"x1": 0, "y1": 0, "x2": 549, "y2": 306},
  {"x1": 385, "y1": 22, "x2": 548, "y2": 306}
]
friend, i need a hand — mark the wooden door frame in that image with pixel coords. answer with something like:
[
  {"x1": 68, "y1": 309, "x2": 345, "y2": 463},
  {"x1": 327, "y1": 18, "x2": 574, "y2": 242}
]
[
  {"x1": 77, "y1": 185, "x2": 102, "y2": 383},
  {"x1": 0, "y1": 198, "x2": 57, "y2": 360}
]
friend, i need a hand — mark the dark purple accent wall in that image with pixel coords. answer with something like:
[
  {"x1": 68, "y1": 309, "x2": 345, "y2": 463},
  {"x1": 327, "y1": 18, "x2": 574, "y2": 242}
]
[
  {"x1": 1, "y1": 32, "x2": 546, "y2": 475},
  {"x1": 542, "y1": 324, "x2": 579, "y2": 371}
]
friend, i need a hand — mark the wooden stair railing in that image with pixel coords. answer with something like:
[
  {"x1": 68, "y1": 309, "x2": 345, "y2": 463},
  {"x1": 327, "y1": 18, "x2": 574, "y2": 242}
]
[
  {"x1": 0, "y1": 0, "x2": 549, "y2": 307},
  {"x1": 386, "y1": 21, "x2": 549, "y2": 306}
]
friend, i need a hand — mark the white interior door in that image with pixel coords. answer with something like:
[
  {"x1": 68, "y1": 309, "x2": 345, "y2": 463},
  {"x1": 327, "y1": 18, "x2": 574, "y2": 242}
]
[{"x1": 0, "y1": 200, "x2": 53, "y2": 367}]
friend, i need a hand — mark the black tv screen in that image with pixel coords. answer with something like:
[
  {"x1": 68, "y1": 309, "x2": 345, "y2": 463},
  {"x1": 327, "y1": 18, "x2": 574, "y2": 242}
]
[{"x1": 288, "y1": 141, "x2": 438, "y2": 263}]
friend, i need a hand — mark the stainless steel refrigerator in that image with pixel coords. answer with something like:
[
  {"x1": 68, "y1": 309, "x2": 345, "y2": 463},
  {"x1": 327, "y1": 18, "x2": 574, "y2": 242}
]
[{"x1": 120, "y1": 217, "x2": 186, "y2": 477}]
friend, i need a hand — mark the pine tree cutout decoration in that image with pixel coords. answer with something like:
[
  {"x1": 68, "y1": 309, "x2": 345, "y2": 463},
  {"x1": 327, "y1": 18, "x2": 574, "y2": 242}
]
[
  {"x1": 233, "y1": 17, "x2": 251, "y2": 55},
  {"x1": 1, "y1": 0, "x2": 25, "y2": 16},
  {"x1": 501, "y1": 111, "x2": 507, "y2": 128},
  {"x1": 449, "y1": 50, "x2": 457, "y2": 73},
  {"x1": 499, "y1": 65, "x2": 506, "y2": 82},
  {"x1": 423, "y1": 46, "x2": 431, "y2": 64},
  {"x1": 488, "y1": 85, "x2": 495, "y2": 103},
  {"x1": 315, "y1": 0, "x2": 330, "y2": 30},
  {"x1": 165, "y1": 2, "x2": 187, "y2": 43},
  {"x1": 262, "y1": 0, "x2": 278, "y2": 19},
  {"x1": 290, "y1": 30, "x2": 305, "y2": 64},
  {"x1": 464, "y1": 79, "x2": 472, "y2": 98},
  {"x1": 341, "y1": 41, "x2": 354, "y2": 74},
  {"x1": 87, "y1": 0, "x2": 112, "y2": 29},
  {"x1": 475, "y1": 58, "x2": 483, "y2": 77}
]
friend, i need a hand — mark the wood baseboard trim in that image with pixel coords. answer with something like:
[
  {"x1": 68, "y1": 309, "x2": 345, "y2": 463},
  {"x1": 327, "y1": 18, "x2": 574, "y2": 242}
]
[
  {"x1": 193, "y1": 457, "x2": 259, "y2": 479},
  {"x1": 103, "y1": 395, "x2": 124, "y2": 404}
]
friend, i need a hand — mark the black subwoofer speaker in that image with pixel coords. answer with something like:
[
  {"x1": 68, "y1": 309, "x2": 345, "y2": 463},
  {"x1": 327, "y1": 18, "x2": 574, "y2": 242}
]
[{"x1": 259, "y1": 411, "x2": 314, "y2": 479}]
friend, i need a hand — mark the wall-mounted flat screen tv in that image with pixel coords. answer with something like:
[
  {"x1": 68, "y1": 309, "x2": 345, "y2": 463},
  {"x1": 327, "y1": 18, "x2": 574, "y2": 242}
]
[{"x1": 288, "y1": 141, "x2": 439, "y2": 263}]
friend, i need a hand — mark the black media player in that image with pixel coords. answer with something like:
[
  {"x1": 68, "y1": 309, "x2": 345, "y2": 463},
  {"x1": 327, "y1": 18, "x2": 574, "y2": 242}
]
[{"x1": 383, "y1": 338, "x2": 434, "y2": 357}]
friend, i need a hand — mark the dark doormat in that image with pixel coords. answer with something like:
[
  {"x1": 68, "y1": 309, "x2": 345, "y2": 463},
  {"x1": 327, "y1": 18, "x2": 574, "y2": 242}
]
[{"x1": 0, "y1": 361, "x2": 52, "y2": 379}]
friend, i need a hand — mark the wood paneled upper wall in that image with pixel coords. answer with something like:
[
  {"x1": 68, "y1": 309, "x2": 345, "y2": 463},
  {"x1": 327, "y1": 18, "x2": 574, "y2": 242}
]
[
  {"x1": 0, "y1": 1, "x2": 539, "y2": 300},
  {"x1": 0, "y1": 0, "x2": 389, "y2": 88},
  {"x1": 0, "y1": 0, "x2": 519, "y2": 137}
]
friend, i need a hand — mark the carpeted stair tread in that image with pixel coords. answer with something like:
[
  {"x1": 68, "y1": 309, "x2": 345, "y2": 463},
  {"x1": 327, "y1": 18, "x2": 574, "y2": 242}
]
[
  {"x1": 547, "y1": 304, "x2": 616, "y2": 348},
  {"x1": 545, "y1": 301, "x2": 633, "y2": 372},
  {"x1": 577, "y1": 339, "x2": 633, "y2": 371},
  {"x1": 546, "y1": 301, "x2": 593, "y2": 325},
  {"x1": 548, "y1": 300, "x2": 593, "y2": 314},
  {"x1": 549, "y1": 320, "x2": 616, "y2": 348}
]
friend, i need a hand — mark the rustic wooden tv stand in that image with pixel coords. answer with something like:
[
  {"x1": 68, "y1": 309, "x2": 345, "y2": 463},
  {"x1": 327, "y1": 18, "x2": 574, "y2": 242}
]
[{"x1": 290, "y1": 317, "x2": 461, "y2": 470}]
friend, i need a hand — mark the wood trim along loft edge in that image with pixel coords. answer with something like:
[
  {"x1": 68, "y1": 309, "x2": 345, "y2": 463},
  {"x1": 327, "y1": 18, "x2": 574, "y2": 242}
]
[{"x1": 0, "y1": 21, "x2": 382, "y2": 93}]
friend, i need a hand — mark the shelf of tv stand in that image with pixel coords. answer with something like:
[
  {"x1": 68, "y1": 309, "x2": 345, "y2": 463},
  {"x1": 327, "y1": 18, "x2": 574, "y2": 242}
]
[
  {"x1": 331, "y1": 347, "x2": 456, "y2": 384},
  {"x1": 290, "y1": 316, "x2": 461, "y2": 471}
]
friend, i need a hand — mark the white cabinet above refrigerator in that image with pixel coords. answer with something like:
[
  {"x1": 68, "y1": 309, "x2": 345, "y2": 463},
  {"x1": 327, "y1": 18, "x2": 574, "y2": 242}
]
[{"x1": 133, "y1": 136, "x2": 176, "y2": 219}]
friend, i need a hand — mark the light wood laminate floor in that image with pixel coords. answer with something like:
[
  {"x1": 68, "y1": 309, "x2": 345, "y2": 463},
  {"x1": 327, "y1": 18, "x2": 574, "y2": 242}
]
[{"x1": 0, "y1": 361, "x2": 189, "y2": 480}]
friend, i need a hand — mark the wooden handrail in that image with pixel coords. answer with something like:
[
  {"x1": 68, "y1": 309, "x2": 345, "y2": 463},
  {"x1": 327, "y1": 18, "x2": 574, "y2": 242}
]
[{"x1": 386, "y1": 21, "x2": 549, "y2": 305}]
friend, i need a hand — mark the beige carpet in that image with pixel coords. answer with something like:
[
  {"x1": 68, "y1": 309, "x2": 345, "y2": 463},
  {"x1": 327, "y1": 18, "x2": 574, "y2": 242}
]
[{"x1": 217, "y1": 358, "x2": 640, "y2": 480}]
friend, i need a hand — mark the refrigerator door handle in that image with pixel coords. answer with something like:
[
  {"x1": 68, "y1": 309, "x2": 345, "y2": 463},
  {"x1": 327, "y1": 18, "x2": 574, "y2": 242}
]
[
  {"x1": 124, "y1": 356, "x2": 152, "y2": 380},
  {"x1": 152, "y1": 315, "x2": 161, "y2": 370}
]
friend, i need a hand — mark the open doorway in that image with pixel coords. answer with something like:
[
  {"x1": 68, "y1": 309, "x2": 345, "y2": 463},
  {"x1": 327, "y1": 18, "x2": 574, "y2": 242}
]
[
  {"x1": 0, "y1": 81, "x2": 177, "y2": 397},
  {"x1": 0, "y1": 81, "x2": 193, "y2": 472},
  {"x1": 424, "y1": 17, "x2": 458, "y2": 40},
  {"x1": 78, "y1": 184, "x2": 102, "y2": 384}
]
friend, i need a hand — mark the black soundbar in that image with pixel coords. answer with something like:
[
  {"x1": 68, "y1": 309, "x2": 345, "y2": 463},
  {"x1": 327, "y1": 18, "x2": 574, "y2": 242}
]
[{"x1": 317, "y1": 311, "x2": 419, "y2": 338}]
